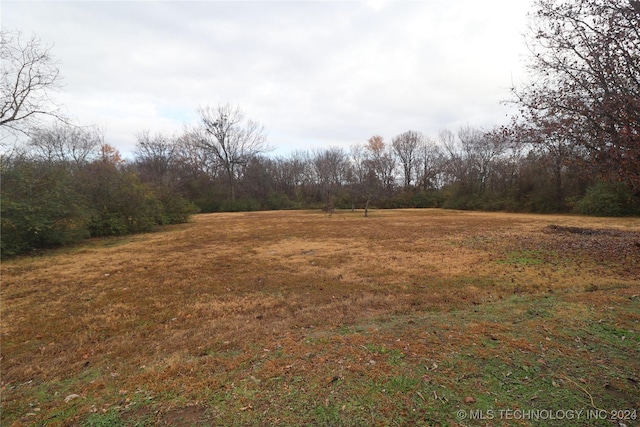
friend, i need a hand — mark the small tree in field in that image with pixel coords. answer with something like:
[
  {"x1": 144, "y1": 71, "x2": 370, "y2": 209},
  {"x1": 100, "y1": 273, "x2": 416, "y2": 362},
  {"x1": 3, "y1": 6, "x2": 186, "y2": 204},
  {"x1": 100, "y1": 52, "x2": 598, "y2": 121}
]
[{"x1": 348, "y1": 136, "x2": 396, "y2": 216}]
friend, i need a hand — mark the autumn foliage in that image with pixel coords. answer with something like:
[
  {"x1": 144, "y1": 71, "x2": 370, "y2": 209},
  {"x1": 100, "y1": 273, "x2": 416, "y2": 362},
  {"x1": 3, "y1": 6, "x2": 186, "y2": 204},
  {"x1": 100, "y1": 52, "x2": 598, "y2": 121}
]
[{"x1": 512, "y1": 0, "x2": 640, "y2": 191}]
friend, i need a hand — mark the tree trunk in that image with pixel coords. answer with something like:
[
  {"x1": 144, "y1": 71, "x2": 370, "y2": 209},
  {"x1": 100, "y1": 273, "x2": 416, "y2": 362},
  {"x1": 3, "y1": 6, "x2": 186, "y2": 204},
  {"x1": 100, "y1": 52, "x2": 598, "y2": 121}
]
[{"x1": 227, "y1": 166, "x2": 235, "y2": 201}]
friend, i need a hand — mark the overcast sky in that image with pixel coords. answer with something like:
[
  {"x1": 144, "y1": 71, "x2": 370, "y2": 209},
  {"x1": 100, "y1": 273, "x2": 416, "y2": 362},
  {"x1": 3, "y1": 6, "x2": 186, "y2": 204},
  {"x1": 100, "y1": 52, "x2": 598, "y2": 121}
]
[{"x1": 3, "y1": 0, "x2": 534, "y2": 157}]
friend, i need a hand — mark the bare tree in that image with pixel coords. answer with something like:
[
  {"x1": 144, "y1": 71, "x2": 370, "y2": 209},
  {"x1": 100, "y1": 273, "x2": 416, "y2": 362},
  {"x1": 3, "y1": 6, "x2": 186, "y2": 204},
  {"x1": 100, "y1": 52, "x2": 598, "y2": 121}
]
[
  {"x1": 311, "y1": 147, "x2": 348, "y2": 212},
  {"x1": 193, "y1": 104, "x2": 270, "y2": 200},
  {"x1": 287, "y1": 150, "x2": 313, "y2": 200},
  {"x1": 439, "y1": 126, "x2": 506, "y2": 195},
  {"x1": 1, "y1": 30, "x2": 65, "y2": 142},
  {"x1": 135, "y1": 131, "x2": 179, "y2": 186},
  {"x1": 460, "y1": 126, "x2": 507, "y2": 194},
  {"x1": 365, "y1": 135, "x2": 396, "y2": 196},
  {"x1": 416, "y1": 136, "x2": 442, "y2": 190},
  {"x1": 392, "y1": 130, "x2": 423, "y2": 188},
  {"x1": 338, "y1": 135, "x2": 399, "y2": 216},
  {"x1": 174, "y1": 132, "x2": 219, "y2": 181},
  {"x1": 439, "y1": 128, "x2": 466, "y2": 186},
  {"x1": 28, "y1": 123, "x2": 102, "y2": 169},
  {"x1": 347, "y1": 143, "x2": 367, "y2": 211},
  {"x1": 349, "y1": 142, "x2": 383, "y2": 216}
]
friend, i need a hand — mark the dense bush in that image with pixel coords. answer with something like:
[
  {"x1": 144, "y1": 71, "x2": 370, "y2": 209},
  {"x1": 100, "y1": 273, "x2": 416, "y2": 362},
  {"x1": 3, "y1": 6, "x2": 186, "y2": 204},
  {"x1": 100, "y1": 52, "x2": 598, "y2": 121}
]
[
  {"x1": 411, "y1": 190, "x2": 443, "y2": 208},
  {"x1": 574, "y1": 182, "x2": 639, "y2": 217},
  {"x1": 266, "y1": 192, "x2": 297, "y2": 210},
  {"x1": 1, "y1": 154, "x2": 198, "y2": 258},
  {"x1": 77, "y1": 162, "x2": 162, "y2": 236},
  {"x1": 219, "y1": 198, "x2": 262, "y2": 212},
  {"x1": 157, "y1": 193, "x2": 200, "y2": 224},
  {"x1": 1, "y1": 160, "x2": 90, "y2": 256}
]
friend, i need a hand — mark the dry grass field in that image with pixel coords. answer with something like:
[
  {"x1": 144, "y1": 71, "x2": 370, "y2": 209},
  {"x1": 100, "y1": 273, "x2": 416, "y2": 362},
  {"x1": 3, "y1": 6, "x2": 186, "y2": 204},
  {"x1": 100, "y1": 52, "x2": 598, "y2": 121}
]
[{"x1": 2, "y1": 209, "x2": 639, "y2": 426}]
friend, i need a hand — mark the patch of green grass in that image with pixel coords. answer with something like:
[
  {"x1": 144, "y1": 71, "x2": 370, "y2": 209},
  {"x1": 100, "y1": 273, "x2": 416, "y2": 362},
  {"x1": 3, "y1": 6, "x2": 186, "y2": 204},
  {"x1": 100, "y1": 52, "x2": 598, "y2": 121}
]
[
  {"x1": 498, "y1": 250, "x2": 546, "y2": 265},
  {"x1": 83, "y1": 409, "x2": 127, "y2": 427},
  {"x1": 363, "y1": 343, "x2": 405, "y2": 366},
  {"x1": 589, "y1": 323, "x2": 638, "y2": 346},
  {"x1": 382, "y1": 375, "x2": 421, "y2": 394}
]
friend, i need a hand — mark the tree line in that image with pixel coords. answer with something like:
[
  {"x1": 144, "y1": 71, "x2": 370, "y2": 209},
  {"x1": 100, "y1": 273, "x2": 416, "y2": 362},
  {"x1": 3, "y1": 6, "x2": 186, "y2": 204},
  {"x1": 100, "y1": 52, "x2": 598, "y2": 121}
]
[
  {"x1": 3, "y1": 113, "x2": 637, "y2": 257},
  {"x1": 2, "y1": 0, "x2": 639, "y2": 257}
]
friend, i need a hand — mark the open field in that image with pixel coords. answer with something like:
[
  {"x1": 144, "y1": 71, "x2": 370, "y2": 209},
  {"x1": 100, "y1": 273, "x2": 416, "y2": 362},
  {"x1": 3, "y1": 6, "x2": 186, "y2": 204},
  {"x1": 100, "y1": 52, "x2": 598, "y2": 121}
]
[{"x1": 2, "y1": 209, "x2": 639, "y2": 426}]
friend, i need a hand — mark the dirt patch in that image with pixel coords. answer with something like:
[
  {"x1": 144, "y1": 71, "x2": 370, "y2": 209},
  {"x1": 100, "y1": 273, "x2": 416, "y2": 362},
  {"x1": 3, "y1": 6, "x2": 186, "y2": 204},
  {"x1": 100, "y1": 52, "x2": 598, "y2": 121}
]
[
  {"x1": 159, "y1": 405, "x2": 211, "y2": 426},
  {"x1": 545, "y1": 224, "x2": 640, "y2": 237},
  {"x1": 121, "y1": 403, "x2": 212, "y2": 426}
]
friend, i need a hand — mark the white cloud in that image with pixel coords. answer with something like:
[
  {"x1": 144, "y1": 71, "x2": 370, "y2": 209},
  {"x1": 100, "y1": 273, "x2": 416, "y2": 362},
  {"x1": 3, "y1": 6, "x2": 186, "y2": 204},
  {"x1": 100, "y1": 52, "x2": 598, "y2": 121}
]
[{"x1": 3, "y1": 0, "x2": 533, "y2": 156}]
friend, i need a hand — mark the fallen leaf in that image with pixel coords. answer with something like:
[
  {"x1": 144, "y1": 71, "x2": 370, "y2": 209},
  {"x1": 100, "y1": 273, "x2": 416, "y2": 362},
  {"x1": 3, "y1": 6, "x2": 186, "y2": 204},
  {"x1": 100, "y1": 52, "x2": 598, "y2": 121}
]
[{"x1": 64, "y1": 394, "x2": 80, "y2": 403}]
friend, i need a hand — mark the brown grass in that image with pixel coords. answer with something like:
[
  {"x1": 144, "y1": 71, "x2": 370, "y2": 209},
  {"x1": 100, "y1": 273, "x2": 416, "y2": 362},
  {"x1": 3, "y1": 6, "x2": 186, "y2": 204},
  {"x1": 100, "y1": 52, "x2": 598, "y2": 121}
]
[{"x1": 2, "y1": 209, "x2": 639, "y2": 426}]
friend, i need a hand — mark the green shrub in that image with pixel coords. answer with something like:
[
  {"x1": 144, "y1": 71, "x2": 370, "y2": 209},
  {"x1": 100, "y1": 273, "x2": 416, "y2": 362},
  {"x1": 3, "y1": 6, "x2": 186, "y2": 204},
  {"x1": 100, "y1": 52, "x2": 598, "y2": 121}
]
[
  {"x1": 79, "y1": 164, "x2": 167, "y2": 236},
  {"x1": 1, "y1": 160, "x2": 90, "y2": 257},
  {"x1": 574, "y1": 181, "x2": 638, "y2": 216},
  {"x1": 219, "y1": 198, "x2": 261, "y2": 212},
  {"x1": 266, "y1": 192, "x2": 296, "y2": 210},
  {"x1": 159, "y1": 194, "x2": 200, "y2": 224},
  {"x1": 88, "y1": 211, "x2": 129, "y2": 237},
  {"x1": 411, "y1": 190, "x2": 443, "y2": 208}
]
